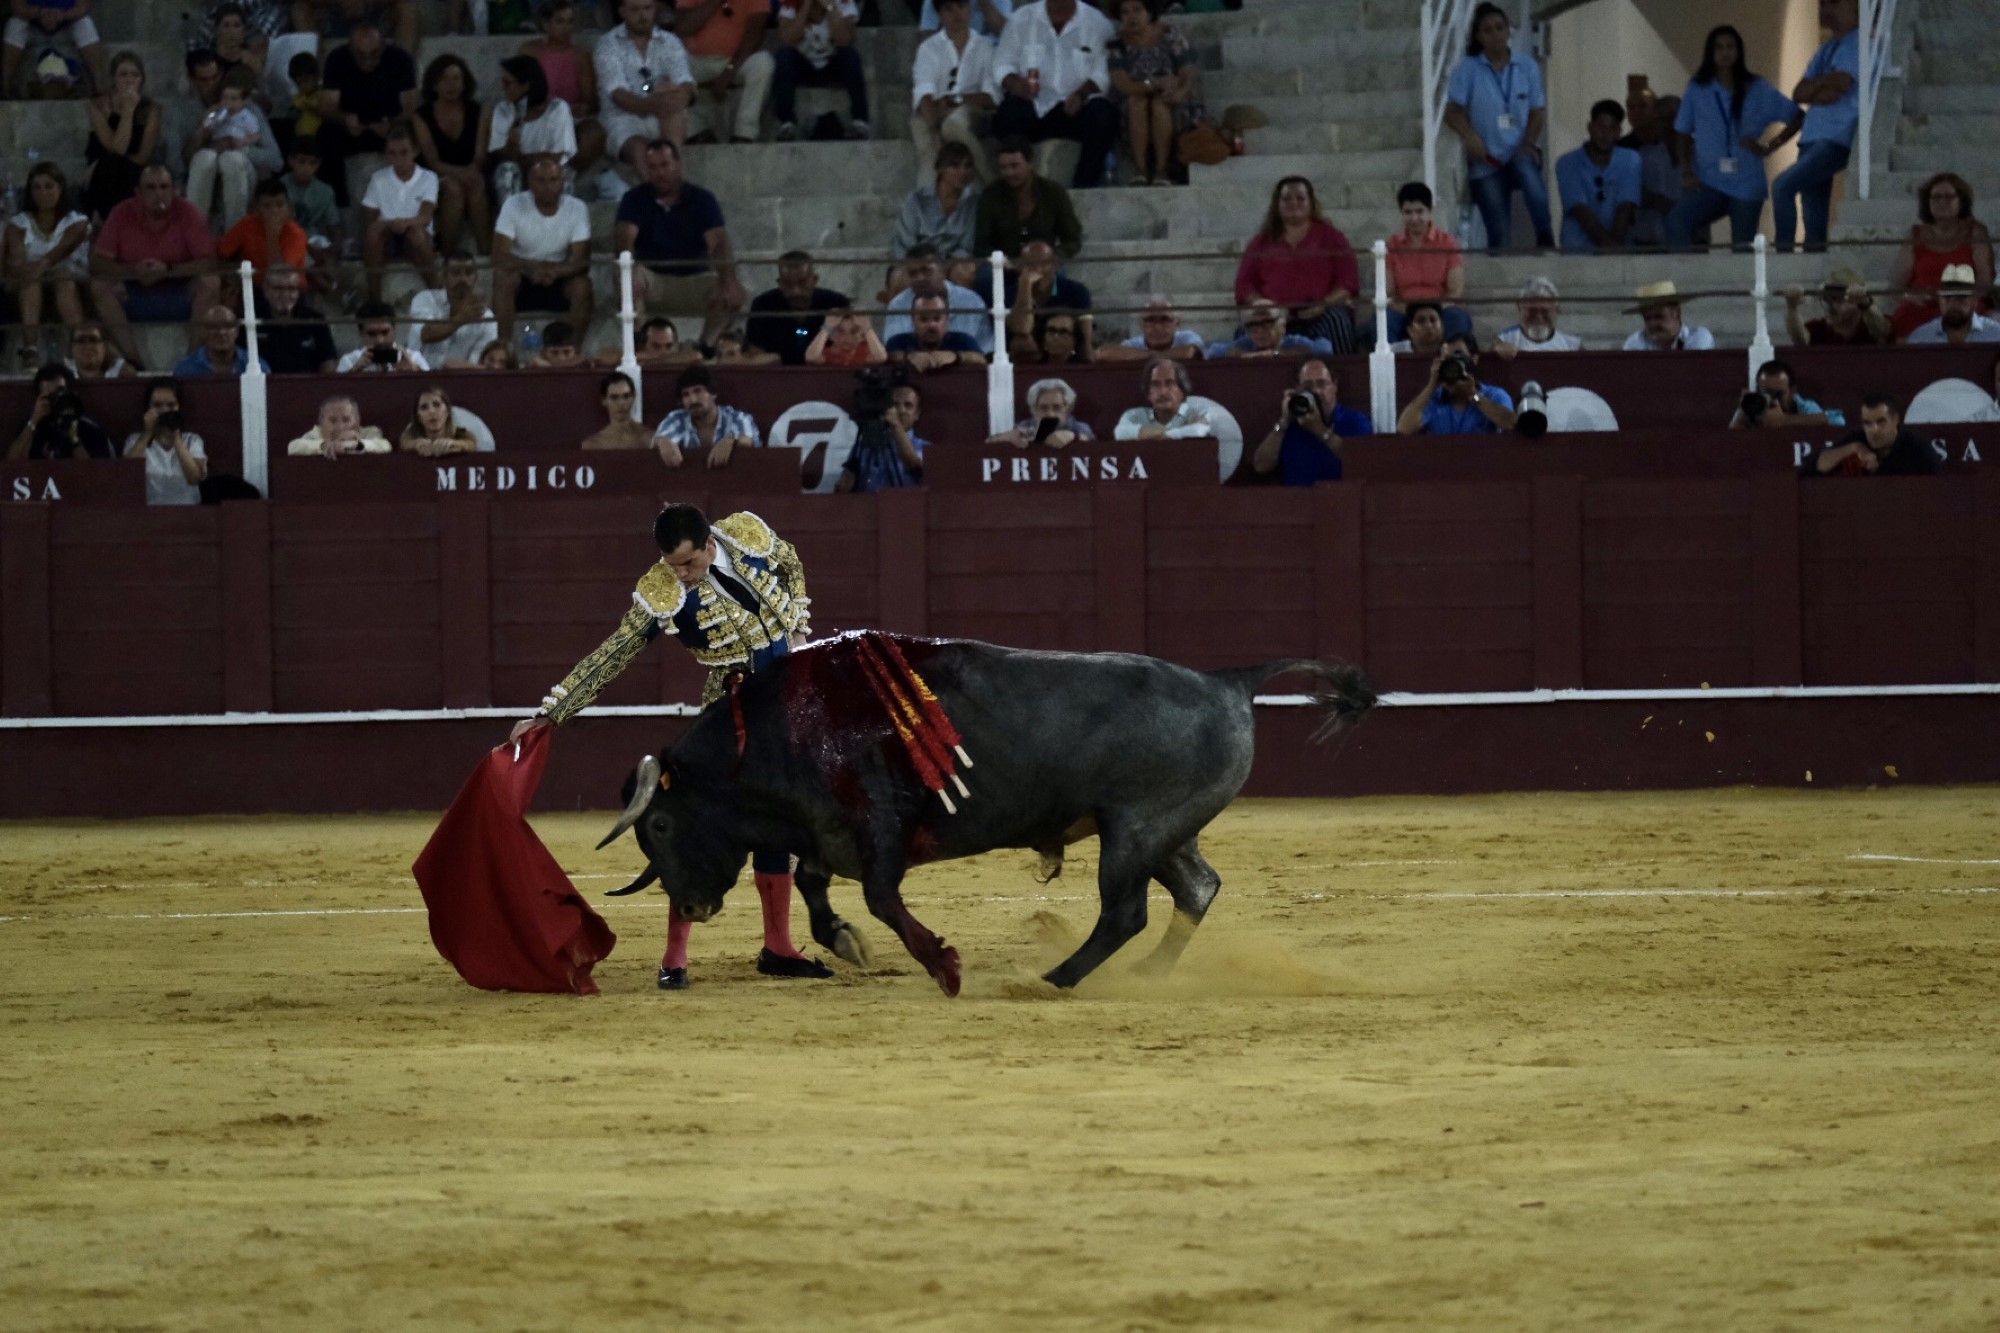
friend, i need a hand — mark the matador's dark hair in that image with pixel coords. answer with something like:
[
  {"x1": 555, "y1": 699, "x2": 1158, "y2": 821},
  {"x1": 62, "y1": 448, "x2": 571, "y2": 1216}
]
[{"x1": 654, "y1": 503, "x2": 711, "y2": 555}]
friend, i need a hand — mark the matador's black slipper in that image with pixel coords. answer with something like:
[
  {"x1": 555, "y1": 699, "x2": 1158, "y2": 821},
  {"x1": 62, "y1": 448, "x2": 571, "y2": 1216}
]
[
  {"x1": 756, "y1": 949, "x2": 836, "y2": 979},
  {"x1": 658, "y1": 966, "x2": 689, "y2": 990}
]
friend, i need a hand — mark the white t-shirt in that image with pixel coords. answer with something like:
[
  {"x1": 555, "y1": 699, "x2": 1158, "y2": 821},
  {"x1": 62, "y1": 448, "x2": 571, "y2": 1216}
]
[
  {"x1": 1621, "y1": 325, "x2": 1716, "y2": 351},
  {"x1": 10, "y1": 209, "x2": 89, "y2": 274},
  {"x1": 127, "y1": 432, "x2": 207, "y2": 507},
  {"x1": 1498, "y1": 325, "x2": 1583, "y2": 352},
  {"x1": 336, "y1": 346, "x2": 433, "y2": 372},
  {"x1": 488, "y1": 97, "x2": 579, "y2": 164},
  {"x1": 495, "y1": 191, "x2": 593, "y2": 263},
  {"x1": 405, "y1": 288, "x2": 500, "y2": 367},
  {"x1": 362, "y1": 164, "x2": 441, "y2": 224},
  {"x1": 911, "y1": 28, "x2": 998, "y2": 109},
  {"x1": 779, "y1": 0, "x2": 860, "y2": 69}
]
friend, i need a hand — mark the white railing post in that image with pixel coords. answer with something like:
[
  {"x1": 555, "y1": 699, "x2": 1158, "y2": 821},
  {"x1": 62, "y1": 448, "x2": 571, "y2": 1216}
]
[
  {"x1": 1421, "y1": 2, "x2": 1439, "y2": 199},
  {"x1": 617, "y1": 251, "x2": 641, "y2": 419},
  {"x1": 1857, "y1": 0, "x2": 1874, "y2": 201},
  {"x1": 986, "y1": 249, "x2": 1015, "y2": 437},
  {"x1": 1748, "y1": 234, "x2": 1774, "y2": 384},
  {"x1": 236, "y1": 260, "x2": 269, "y2": 496},
  {"x1": 1368, "y1": 239, "x2": 1397, "y2": 429}
]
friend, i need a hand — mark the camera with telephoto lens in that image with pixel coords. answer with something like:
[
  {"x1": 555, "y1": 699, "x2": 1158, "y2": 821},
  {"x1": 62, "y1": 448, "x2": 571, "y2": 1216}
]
[
  {"x1": 370, "y1": 343, "x2": 399, "y2": 366},
  {"x1": 1438, "y1": 352, "x2": 1473, "y2": 386},
  {"x1": 1286, "y1": 390, "x2": 1316, "y2": 420},
  {"x1": 851, "y1": 367, "x2": 895, "y2": 421},
  {"x1": 49, "y1": 390, "x2": 84, "y2": 424},
  {"x1": 156, "y1": 409, "x2": 182, "y2": 432},
  {"x1": 1740, "y1": 390, "x2": 1771, "y2": 422}
]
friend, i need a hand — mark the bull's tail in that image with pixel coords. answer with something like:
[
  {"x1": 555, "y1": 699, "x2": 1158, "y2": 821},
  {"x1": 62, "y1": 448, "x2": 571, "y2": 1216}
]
[{"x1": 1215, "y1": 659, "x2": 1378, "y2": 743}]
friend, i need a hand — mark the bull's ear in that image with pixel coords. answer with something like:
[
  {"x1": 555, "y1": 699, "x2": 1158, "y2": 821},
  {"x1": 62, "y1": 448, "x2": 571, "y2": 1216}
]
[{"x1": 597, "y1": 754, "x2": 661, "y2": 850}]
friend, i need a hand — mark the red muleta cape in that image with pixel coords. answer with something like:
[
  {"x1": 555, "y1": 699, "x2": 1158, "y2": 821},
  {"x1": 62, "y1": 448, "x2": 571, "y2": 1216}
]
[{"x1": 412, "y1": 726, "x2": 617, "y2": 995}]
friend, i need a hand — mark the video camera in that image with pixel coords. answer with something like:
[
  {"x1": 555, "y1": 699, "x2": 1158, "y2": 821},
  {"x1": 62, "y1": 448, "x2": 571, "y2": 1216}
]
[{"x1": 852, "y1": 367, "x2": 895, "y2": 421}]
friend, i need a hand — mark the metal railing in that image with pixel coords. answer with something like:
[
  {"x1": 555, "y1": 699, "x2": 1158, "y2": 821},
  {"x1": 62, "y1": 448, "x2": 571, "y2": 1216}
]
[
  {"x1": 1421, "y1": 0, "x2": 1477, "y2": 204},
  {"x1": 1857, "y1": 0, "x2": 1901, "y2": 202}
]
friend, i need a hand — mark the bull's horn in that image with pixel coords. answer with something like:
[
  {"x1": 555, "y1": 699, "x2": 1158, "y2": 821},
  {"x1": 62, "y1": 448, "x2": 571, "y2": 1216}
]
[
  {"x1": 604, "y1": 864, "x2": 658, "y2": 897},
  {"x1": 596, "y1": 754, "x2": 661, "y2": 849}
]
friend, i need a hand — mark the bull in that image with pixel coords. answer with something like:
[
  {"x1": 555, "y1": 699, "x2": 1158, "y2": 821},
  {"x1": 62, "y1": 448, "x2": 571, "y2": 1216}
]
[{"x1": 599, "y1": 633, "x2": 1374, "y2": 994}]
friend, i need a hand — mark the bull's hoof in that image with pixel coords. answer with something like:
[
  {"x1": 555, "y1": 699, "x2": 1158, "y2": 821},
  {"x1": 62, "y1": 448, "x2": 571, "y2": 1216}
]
[
  {"x1": 657, "y1": 966, "x2": 689, "y2": 991},
  {"x1": 830, "y1": 922, "x2": 872, "y2": 968},
  {"x1": 757, "y1": 949, "x2": 836, "y2": 980},
  {"x1": 933, "y1": 946, "x2": 962, "y2": 998}
]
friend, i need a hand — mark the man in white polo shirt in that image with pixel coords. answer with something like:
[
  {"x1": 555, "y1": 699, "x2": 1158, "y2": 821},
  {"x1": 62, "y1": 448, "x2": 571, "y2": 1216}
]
[
  {"x1": 405, "y1": 253, "x2": 500, "y2": 369},
  {"x1": 493, "y1": 156, "x2": 595, "y2": 345},
  {"x1": 360, "y1": 121, "x2": 439, "y2": 301}
]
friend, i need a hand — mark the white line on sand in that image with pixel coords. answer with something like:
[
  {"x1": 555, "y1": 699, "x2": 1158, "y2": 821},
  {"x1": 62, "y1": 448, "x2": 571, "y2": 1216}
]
[
  {"x1": 1340, "y1": 886, "x2": 2000, "y2": 902},
  {"x1": 1849, "y1": 853, "x2": 2000, "y2": 866}
]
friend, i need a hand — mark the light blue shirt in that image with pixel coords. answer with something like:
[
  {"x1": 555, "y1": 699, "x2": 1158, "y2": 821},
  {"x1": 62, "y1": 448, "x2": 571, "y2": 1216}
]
[
  {"x1": 1799, "y1": 28, "x2": 1861, "y2": 148},
  {"x1": 885, "y1": 281, "x2": 993, "y2": 353},
  {"x1": 172, "y1": 346, "x2": 268, "y2": 377},
  {"x1": 918, "y1": 0, "x2": 1012, "y2": 36},
  {"x1": 1673, "y1": 75, "x2": 1799, "y2": 201},
  {"x1": 1446, "y1": 49, "x2": 1546, "y2": 181},
  {"x1": 1421, "y1": 384, "x2": 1514, "y2": 435},
  {"x1": 1556, "y1": 144, "x2": 1642, "y2": 251}
]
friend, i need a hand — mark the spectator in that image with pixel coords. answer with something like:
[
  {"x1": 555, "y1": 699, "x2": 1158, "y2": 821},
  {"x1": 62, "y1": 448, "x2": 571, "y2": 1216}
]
[
  {"x1": 183, "y1": 65, "x2": 279, "y2": 230},
  {"x1": 805, "y1": 308, "x2": 888, "y2": 366},
  {"x1": 884, "y1": 243, "x2": 991, "y2": 352},
  {"x1": 918, "y1": 0, "x2": 1009, "y2": 35},
  {"x1": 280, "y1": 137, "x2": 345, "y2": 297},
  {"x1": 1114, "y1": 356, "x2": 1214, "y2": 439},
  {"x1": 175, "y1": 305, "x2": 268, "y2": 376},
  {"x1": 1107, "y1": 0, "x2": 1200, "y2": 189},
  {"x1": 839, "y1": 375, "x2": 928, "y2": 492},
  {"x1": 1005, "y1": 236, "x2": 1091, "y2": 329},
  {"x1": 338, "y1": 301, "x2": 430, "y2": 371},
  {"x1": 205, "y1": 4, "x2": 265, "y2": 84},
  {"x1": 1010, "y1": 307, "x2": 1087, "y2": 364},
  {"x1": 528, "y1": 318, "x2": 584, "y2": 367},
  {"x1": 477, "y1": 341, "x2": 515, "y2": 369},
  {"x1": 897, "y1": 141, "x2": 984, "y2": 263},
  {"x1": 1889, "y1": 173, "x2": 1993, "y2": 340},
  {"x1": 1385, "y1": 182, "x2": 1471, "y2": 344},
  {"x1": 579, "y1": 371, "x2": 652, "y2": 449},
  {"x1": 1388, "y1": 300, "x2": 1447, "y2": 357},
  {"x1": 66, "y1": 320, "x2": 132, "y2": 379},
  {"x1": 672, "y1": 0, "x2": 771, "y2": 147},
  {"x1": 482, "y1": 56, "x2": 579, "y2": 200},
  {"x1": 991, "y1": 0, "x2": 1117, "y2": 189},
  {"x1": 1619, "y1": 92, "x2": 1681, "y2": 247},
  {"x1": 599, "y1": 314, "x2": 704, "y2": 367},
  {"x1": 1775, "y1": 0, "x2": 1860, "y2": 253},
  {"x1": 84, "y1": 51, "x2": 161, "y2": 223},
  {"x1": 711, "y1": 325, "x2": 777, "y2": 364},
  {"x1": 413, "y1": 53, "x2": 489, "y2": 255},
  {"x1": 2, "y1": 0, "x2": 105, "y2": 95},
  {"x1": 315, "y1": 16, "x2": 418, "y2": 205},
  {"x1": 296, "y1": 0, "x2": 416, "y2": 50},
  {"x1": 492, "y1": 155, "x2": 594, "y2": 345},
  {"x1": 287, "y1": 393, "x2": 394, "y2": 457},
  {"x1": 406, "y1": 252, "x2": 498, "y2": 369},
  {"x1": 769, "y1": 0, "x2": 869, "y2": 141},
  {"x1": 360, "y1": 120, "x2": 440, "y2": 301},
  {"x1": 1622, "y1": 281, "x2": 1715, "y2": 351},
  {"x1": 887, "y1": 291, "x2": 988, "y2": 372},
  {"x1": 519, "y1": 0, "x2": 608, "y2": 172},
  {"x1": 122, "y1": 378, "x2": 209, "y2": 505},
  {"x1": 747, "y1": 249, "x2": 850, "y2": 364},
  {"x1": 1206, "y1": 298, "x2": 1331, "y2": 359},
  {"x1": 248, "y1": 263, "x2": 338, "y2": 373},
  {"x1": 1251, "y1": 358, "x2": 1374, "y2": 485},
  {"x1": 1806, "y1": 392, "x2": 1940, "y2": 476},
  {"x1": 185, "y1": 1, "x2": 285, "y2": 65},
  {"x1": 1443, "y1": 2, "x2": 1552, "y2": 250},
  {"x1": 1099, "y1": 293, "x2": 1202, "y2": 362},
  {"x1": 219, "y1": 177, "x2": 310, "y2": 287},
  {"x1": 1396, "y1": 333, "x2": 1517, "y2": 436},
  {"x1": 987, "y1": 375, "x2": 1091, "y2": 447},
  {"x1": 1557, "y1": 100, "x2": 1641, "y2": 253},
  {"x1": 399, "y1": 384, "x2": 479, "y2": 456},
  {"x1": 912, "y1": 0, "x2": 998, "y2": 184},
  {"x1": 1728, "y1": 357, "x2": 1843, "y2": 429},
  {"x1": 1907, "y1": 265, "x2": 2000, "y2": 345},
  {"x1": 1666, "y1": 26, "x2": 1801, "y2": 250},
  {"x1": 651, "y1": 363, "x2": 759, "y2": 468},
  {"x1": 1784, "y1": 268, "x2": 1890, "y2": 347},
  {"x1": 7, "y1": 364, "x2": 112, "y2": 460},
  {"x1": 615, "y1": 137, "x2": 746, "y2": 348},
  {"x1": 596, "y1": 0, "x2": 695, "y2": 166},
  {"x1": 1236, "y1": 175, "x2": 1361, "y2": 352},
  {"x1": 278, "y1": 50, "x2": 326, "y2": 153},
  {"x1": 1493, "y1": 276, "x2": 1582, "y2": 354},
  {"x1": 89, "y1": 167, "x2": 220, "y2": 372},
  {"x1": 974, "y1": 138, "x2": 1083, "y2": 260},
  {"x1": 4, "y1": 162, "x2": 88, "y2": 372}
]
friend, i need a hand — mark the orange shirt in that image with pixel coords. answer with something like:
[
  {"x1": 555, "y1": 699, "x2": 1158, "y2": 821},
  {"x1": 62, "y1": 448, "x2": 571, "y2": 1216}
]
[
  {"x1": 1386, "y1": 224, "x2": 1463, "y2": 302},
  {"x1": 218, "y1": 216, "x2": 310, "y2": 283},
  {"x1": 677, "y1": 0, "x2": 758, "y2": 59}
]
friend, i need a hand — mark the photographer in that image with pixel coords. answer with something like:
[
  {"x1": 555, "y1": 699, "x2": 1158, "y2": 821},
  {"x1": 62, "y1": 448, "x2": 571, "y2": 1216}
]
[
  {"x1": 987, "y1": 377, "x2": 1094, "y2": 450},
  {"x1": 1805, "y1": 392, "x2": 1940, "y2": 477},
  {"x1": 8, "y1": 364, "x2": 115, "y2": 461},
  {"x1": 838, "y1": 372, "x2": 927, "y2": 493},
  {"x1": 121, "y1": 380, "x2": 209, "y2": 506},
  {"x1": 1396, "y1": 334, "x2": 1517, "y2": 436},
  {"x1": 650, "y1": 363, "x2": 760, "y2": 470},
  {"x1": 1252, "y1": 359, "x2": 1374, "y2": 485},
  {"x1": 336, "y1": 302, "x2": 431, "y2": 372},
  {"x1": 1728, "y1": 358, "x2": 1843, "y2": 430}
]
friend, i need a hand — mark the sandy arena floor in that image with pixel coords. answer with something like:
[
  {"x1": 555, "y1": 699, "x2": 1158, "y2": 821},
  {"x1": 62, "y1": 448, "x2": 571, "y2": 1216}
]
[{"x1": 3, "y1": 788, "x2": 1999, "y2": 1331}]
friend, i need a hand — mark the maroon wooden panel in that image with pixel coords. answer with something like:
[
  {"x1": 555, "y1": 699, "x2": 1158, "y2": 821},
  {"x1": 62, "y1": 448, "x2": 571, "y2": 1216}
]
[
  {"x1": 487, "y1": 497, "x2": 660, "y2": 708},
  {"x1": 876, "y1": 489, "x2": 926, "y2": 635},
  {"x1": 1580, "y1": 481, "x2": 1755, "y2": 688},
  {"x1": 1311, "y1": 485, "x2": 1366, "y2": 666},
  {"x1": 1977, "y1": 472, "x2": 2000, "y2": 683},
  {"x1": 48, "y1": 507, "x2": 224, "y2": 715},
  {"x1": 270, "y1": 502, "x2": 443, "y2": 710},
  {"x1": 1145, "y1": 488, "x2": 1314, "y2": 669},
  {"x1": 438, "y1": 499, "x2": 492, "y2": 707},
  {"x1": 0, "y1": 505, "x2": 52, "y2": 715},
  {"x1": 0, "y1": 378, "x2": 245, "y2": 476},
  {"x1": 220, "y1": 504, "x2": 274, "y2": 712},
  {"x1": 929, "y1": 492, "x2": 1098, "y2": 650},
  {"x1": 1748, "y1": 474, "x2": 1803, "y2": 685},
  {"x1": 924, "y1": 442, "x2": 1213, "y2": 488},
  {"x1": 1360, "y1": 482, "x2": 1534, "y2": 692},
  {"x1": 1800, "y1": 480, "x2": 1976, "y2": 684},
  {"x1": 1, "y1": 460, "x2": 148, "y2": 504},
  {"x1": 1532, "y1": 476, "x2": 1583, "y2": 689}
]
